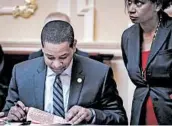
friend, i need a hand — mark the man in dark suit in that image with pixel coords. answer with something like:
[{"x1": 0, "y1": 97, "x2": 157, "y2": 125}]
[
  {"x1": 28, "y1": 12, "x2": 88, "y2": 60},
  {"x1": 2, "y1": 21, "x2": 127, "y2": 124},
  {"x1": 0, "y1": 45, "x2": 8, "y2": 111},
  {"x1": 0, "y1": 45, "x2": 4, "y2": 77}
]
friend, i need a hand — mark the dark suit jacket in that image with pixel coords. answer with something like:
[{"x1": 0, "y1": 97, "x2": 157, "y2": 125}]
[
  {"x1": 121, "y1": 12, "x2": 172, "y2": 125},
  {"x1": 0, "y1": 45, "x2": 8, "y2": 111},
  {"x1": 28, "y1": 48, "x2": 89, "y2": 60},
  {"x1": 0, "y1": 45, "x2": 4, "y2": 75},
  {"x1": 3, "y1": 54, "x2": 127, "y2": 124}
]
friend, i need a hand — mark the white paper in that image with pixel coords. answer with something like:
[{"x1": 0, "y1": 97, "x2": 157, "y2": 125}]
[{"x1": 27, "y1": 107, "x2": 68, "y2": 124}]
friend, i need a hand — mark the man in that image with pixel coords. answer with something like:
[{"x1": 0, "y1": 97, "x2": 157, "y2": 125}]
[
  {"x1": 28, "y1": 12, "x2": 88, "y2": 60},
  {"x1": 0, "y1": 45, "x2": 4, "y2": 75},
  {"x1": 0, "y1": 45, "x2": 8, "y2": 111},
  {"x1": 2, "y1": 21, "x2": 128, "y2": 124}
]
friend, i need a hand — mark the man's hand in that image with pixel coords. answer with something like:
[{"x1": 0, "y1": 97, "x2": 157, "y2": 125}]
[
  {"x1": 65, "y1": 105, "x2": 93, "y2": 124},
  {"x1": 7, "y1": 101, "x2": 29, "y2": 121}
]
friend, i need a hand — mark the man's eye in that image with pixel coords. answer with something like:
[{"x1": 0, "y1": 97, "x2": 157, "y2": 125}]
[
  {"x1": 47, "y1": 57, "x2": 55, "y2": 60},
  {"x1": 59, "y1": 57, "x2": 67, "y2": 60}
]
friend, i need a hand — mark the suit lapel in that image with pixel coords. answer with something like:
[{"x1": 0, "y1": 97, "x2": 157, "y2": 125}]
[
  {"x1": 128, "y1": 24, "x2": 141, "y2": 72},
  {"x1": 34, "y1": 58, "x2": 47, "y2": 110},
  {"x1": 146, "y1": 26, "x2": 170, "y2": 68},
  {"x1": 67, "y1": 55, "x2": 85, "y2": 110}
]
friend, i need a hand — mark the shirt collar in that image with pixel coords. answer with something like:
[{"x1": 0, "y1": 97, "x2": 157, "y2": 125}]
[{"x1": 47, "y1": 59, "x2": 73, "y2": 77}]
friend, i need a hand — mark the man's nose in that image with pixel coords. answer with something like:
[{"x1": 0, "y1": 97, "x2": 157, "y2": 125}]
[{"x1": 52, "y1": 60, "x2": 62, "y2": 68}]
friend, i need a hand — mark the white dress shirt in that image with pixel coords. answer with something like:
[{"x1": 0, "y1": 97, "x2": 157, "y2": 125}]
[{"x1": 44, "y1": 59, "x2": 73, "y2": 113}]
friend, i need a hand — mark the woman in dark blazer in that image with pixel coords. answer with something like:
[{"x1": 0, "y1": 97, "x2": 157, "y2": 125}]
[{"x1": 121, "y1": 0, "x2": 172, "y2": 125}]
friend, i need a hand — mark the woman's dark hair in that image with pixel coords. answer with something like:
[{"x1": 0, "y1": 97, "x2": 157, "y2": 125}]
[
  {"x1": 151, "y1": 0, "x2": 172, "y2": 10},
  {"x1": 124, "y1": 0, "x2": 172, "y2": 10}
]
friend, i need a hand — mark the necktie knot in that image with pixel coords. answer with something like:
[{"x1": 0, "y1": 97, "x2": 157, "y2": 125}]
[{"x1": 55, "y1": 75, "x2": 61, "y2": 84}]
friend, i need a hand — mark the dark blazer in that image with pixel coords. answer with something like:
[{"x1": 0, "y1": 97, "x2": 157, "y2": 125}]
[
  {"x1": 121, "y1": 12, "x2": 172, "y2": 125},
  {"x1": 3, "y1": 54, "x2": 128, "y2": 124},
  {"x1": 28, "y1": 48, "x2": 89, "y2": 60}
]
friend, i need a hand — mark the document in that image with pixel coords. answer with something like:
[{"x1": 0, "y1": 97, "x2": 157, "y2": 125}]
[{"x1": 27, "y1": 107, "x2": 68, "y2": 124}]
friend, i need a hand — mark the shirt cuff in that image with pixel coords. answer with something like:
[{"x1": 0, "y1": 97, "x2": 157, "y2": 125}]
[{"x1": 89, "y1": 108, "x2": 96, "y2": 124}]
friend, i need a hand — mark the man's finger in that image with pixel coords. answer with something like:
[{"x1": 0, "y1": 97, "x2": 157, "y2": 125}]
[
  {"x1": 8, "y1": 106, "x2": 23, "y2": 121},
  {"x1": 15, "y1": 107, "x2": 25, "y2": 119},
  {"x1": 66, "y1": 106, "x2": 79, "y2": 121},
  {"x1": 0, "y1": 112, "x2": 4, "y2": 117},
  {"x1": 8, "y1": 113, "x2": 19, "y2": 121},
  {"x1": 16, "y1": 101, "x2": 26, "y2": 110},
  {"x1": 65, "y1": 111, "x2": 76, "y2": 121},
  {"x1": 68, "y1": 111, "x2": 83, "y2": 124},
  {"x1": 74, "y1": 114, "x2": 87, "y2": 124}
]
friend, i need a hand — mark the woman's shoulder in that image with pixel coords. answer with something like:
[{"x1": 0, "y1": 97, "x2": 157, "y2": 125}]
[{"x1": 122, "y1": 24, "x2": 138, "y2": 39}]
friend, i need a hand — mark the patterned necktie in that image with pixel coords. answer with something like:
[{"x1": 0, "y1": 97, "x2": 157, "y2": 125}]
[{"x1": 53, "y1": 75, "x2": 65, "y2": 117}]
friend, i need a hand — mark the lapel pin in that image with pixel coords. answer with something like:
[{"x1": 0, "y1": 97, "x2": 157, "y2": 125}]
[{"x1": 77, "y1": 78, "x2": 82, "y2": 83}]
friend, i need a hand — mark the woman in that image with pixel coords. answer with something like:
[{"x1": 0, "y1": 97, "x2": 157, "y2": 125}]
[{"x1": 121, "y1": 0, "x2": 172, "y2": 125}]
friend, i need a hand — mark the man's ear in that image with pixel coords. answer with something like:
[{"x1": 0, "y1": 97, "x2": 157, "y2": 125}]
[
  {"x1": 42, "y1": 48, "x2": 44, "y2": 53},
  {"x1": 42, "y1": 48, "x2": 45, "y2": 55}
]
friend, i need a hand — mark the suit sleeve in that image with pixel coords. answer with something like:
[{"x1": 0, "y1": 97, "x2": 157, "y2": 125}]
[
  {"x1": 121, "y1": 30, "x2": 128, "y2": 68},
  {"x1": 0, "y1": 45, "x2": 8, "y2": 110},
  {"x1": 0, "y1": 45, "x2": 4, "y2": 75},
  {"x1": 2, "y1": 65, "x2": 19, "y2": 116},
  {"x1": 93, "y1": 68, "x2": 128, "y2": 125}
]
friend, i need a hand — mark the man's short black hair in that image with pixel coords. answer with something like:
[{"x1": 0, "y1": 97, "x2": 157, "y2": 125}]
[{"x1": 41, "y1": 20, "x2": 74, "y2": 47}]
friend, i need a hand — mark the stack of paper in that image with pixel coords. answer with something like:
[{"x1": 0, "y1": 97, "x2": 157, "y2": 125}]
[{"x1": 27, "y1": 107, "x2": 68, "y2": 125}]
